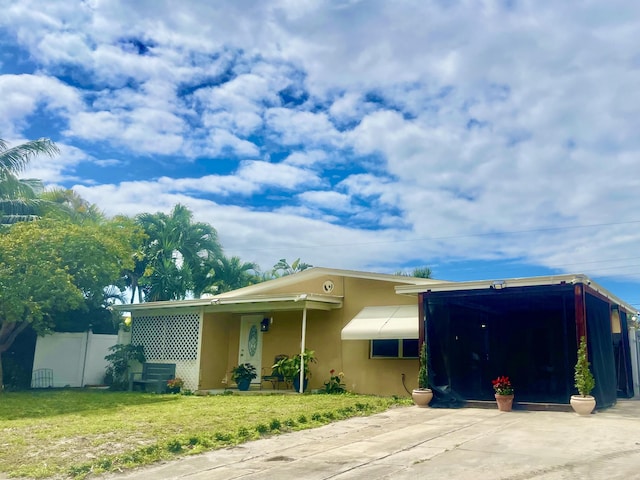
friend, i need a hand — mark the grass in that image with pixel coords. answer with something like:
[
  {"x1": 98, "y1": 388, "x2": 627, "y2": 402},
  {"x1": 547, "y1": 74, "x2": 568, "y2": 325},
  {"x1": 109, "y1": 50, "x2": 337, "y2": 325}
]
[{"x1": 0, "y1": 390, "x2": 411, "y2": 479}]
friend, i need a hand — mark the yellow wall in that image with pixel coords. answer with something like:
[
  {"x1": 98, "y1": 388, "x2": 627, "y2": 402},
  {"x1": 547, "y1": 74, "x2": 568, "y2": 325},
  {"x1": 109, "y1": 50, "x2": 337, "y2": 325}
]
[
  {"x1": 202, "y1": 275, "x2": 420, "y2": 397},
  {"x1": 339, "y1": 277, "x2": 419, "y2": 396},
  {"x1": 199, "y1": 312, "x2": 233, "y2": 389},
  {"x1": 264, "y1": 274, "x2": 345, "y2": 297}
]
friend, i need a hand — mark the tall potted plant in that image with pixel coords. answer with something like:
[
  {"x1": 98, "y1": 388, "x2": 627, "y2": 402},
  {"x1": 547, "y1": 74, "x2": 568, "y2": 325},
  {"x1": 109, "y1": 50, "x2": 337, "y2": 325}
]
[
  {"x1": 272, "y1": 350, "x2": 317, "y2": 392},
  {"x1": 571, "y1": 336, "x2": 596, "y2": 415},
  {"x1": 412, "y1": 342, "x2": 433, "y2": 407},
  {"x1": 292, "y1": 349, "x2": 317, "y2": 393}
]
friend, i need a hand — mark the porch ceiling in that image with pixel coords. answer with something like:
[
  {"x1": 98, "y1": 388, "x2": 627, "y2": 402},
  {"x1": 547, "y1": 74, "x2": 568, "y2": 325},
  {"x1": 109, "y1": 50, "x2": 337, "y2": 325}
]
[
  {"x1": 115, "y1": 293, "x2": 343, "y2": 313},
  {"x1": 205, "y1": 297, "x2": 343, "y2": 313}
]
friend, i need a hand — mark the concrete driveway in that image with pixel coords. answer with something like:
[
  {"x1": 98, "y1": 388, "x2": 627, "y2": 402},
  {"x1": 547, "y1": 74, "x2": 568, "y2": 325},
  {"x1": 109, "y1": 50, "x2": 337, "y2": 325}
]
[{"x1": 102, "y1": 400, "x2": 640, "y2": 479}]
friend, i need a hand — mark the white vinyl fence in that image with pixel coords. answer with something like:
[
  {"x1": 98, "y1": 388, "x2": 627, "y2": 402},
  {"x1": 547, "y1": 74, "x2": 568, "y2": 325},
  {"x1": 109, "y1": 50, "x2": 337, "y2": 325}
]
[{"x1": 31, "y1": 331, "x2": 117, "y2": 388}]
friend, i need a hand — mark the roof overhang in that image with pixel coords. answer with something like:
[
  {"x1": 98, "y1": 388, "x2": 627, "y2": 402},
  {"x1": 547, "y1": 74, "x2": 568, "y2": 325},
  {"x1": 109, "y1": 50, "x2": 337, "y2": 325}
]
[
  {"x1": 113, "y1": 293, "x2": 343, "y2": 314},
  {"x1": 395, "y1": 273, "x2": 637, "y2": 314},
  {"x1": 341, "y1": 305, "x2": 418, "y2": 340}
]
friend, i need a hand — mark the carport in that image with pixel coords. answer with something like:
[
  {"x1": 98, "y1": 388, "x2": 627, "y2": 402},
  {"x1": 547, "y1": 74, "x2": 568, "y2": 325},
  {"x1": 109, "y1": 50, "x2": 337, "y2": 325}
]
[{"x1": 396, "y1": 274, "x2": 637, "y2": 408}]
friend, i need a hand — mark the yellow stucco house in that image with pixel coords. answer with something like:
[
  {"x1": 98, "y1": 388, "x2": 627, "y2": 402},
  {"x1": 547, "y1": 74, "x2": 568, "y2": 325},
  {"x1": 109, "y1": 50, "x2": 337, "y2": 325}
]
[{"x1": 120, "y1": 267, "x2": 440, "y2": 396}]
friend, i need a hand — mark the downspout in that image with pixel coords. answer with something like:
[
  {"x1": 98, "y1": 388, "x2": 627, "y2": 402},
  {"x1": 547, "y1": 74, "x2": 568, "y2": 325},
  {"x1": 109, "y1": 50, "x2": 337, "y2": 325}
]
[{"x1": 299, "y1": 305, "x2": 307, "y2": 394}]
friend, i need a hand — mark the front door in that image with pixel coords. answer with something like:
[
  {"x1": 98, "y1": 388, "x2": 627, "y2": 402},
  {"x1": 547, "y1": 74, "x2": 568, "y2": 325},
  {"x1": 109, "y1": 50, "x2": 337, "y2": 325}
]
[{"x1": 239, "y1": 315, "x2": 262, "y2": 385}]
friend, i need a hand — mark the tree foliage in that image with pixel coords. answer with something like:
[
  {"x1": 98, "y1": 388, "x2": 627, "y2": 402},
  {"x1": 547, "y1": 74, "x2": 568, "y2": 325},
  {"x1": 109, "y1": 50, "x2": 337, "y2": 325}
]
[
  {"x1": 394, "y1": 266, "x2": 433, "y2": 279},
  {"x1": 40, "y1": 188, "x2": 105, "y2": 224},
  {"x1": 135, "y1": 204, "x2": 223, "y2": 301},
  {"x1": 272, "y1": 258, "x2": 313, "y2": 277},
  {"x1": 0, "y1": 138, "x2": 59, "y2": 225},
  {"x1": 212, "y1": 256, "x2": 260, "y2": 293},
  {"x1": 0, "y1": 218, "x2": 139, "y2": 388}
]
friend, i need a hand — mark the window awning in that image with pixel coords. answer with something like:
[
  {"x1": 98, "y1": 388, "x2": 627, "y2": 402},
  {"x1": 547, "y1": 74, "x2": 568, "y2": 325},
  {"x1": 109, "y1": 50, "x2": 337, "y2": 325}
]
[{"x1": 341, "y1": 305, "x2": 419, "y2": 340}]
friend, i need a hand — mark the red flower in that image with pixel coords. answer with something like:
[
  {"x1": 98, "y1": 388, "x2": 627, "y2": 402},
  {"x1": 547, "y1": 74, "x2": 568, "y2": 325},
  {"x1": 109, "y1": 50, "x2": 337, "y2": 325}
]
[
  {"x1": 492, "y1": 376, "x2": 513, "y2": 395},
  {"x1": 330, "y1": 369, "x2": 335, "y2": 375}
]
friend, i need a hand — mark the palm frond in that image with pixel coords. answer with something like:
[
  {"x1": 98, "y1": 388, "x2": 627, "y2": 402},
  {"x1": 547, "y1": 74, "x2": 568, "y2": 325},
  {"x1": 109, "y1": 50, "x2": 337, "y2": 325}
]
[{"x1": 0, "y1": 138, "x2": 59, "y2": 173}]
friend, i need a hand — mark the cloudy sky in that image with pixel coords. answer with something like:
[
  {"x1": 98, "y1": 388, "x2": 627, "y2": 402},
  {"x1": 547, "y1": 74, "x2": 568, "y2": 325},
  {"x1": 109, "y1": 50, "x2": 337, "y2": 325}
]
[{"x1": 1, "y1": 0, "x2": 639, "y2": 306}]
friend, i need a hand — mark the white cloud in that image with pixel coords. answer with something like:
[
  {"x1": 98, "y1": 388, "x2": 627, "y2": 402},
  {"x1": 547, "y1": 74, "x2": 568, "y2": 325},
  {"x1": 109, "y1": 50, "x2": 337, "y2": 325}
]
[
  {"x1": 265, "y1": 108, "x2": 343, "y2": 146},
  {"x1": 282, "y1": 150, "x2": 328, "y2": 167},
  {"x1": 236, "y1": 160, "x2": 321, "y2": 190},
  {"x1": 0, "y1": 74, "x2": 82, "y2": 137},
  {"x1": 22, "y1": 142, "x2": 89, "y2": 184},
  {"x1": 3, "y1": 0, "x2": 640, "y2": 288},
  {"x1": 298, "y1": 190, "x2": 351, "y2": 212}
]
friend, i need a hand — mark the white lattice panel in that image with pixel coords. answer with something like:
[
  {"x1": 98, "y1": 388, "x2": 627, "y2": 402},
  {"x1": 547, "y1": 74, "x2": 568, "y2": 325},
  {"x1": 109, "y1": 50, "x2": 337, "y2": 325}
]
[
  {"x1": 131, "y1": 312, "x2": 201, "y2": 391},
  {"x1": 174, "y1": 360, "x2": 199, "y2": 392}
]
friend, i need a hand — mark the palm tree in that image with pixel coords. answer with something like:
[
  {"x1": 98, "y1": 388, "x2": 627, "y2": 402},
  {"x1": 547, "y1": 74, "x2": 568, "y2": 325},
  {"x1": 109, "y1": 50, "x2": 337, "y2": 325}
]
[
  {"x1": 212, "y1": 256, "x2": 260, "y2": 293},
  {"x1": 136, "y1": 204, "x2": 223, "y2": 301},
  {"x1": 40, "y1": 188, "x2": 104, "y2": 224},
  {"x1": 0, "y1": 138, "x2": 59, "y2": 225},
  {"x1": 272, "y1": 258, "x2": 313, "y2": 277},
  {"x1": 122, "y1": 249, "x2": 149, "y2": 304}
]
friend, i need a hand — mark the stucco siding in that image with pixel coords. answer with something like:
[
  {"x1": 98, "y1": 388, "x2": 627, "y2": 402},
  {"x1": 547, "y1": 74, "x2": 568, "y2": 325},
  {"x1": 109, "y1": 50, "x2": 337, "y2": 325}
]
[{"x1": 199, "y1": 312, "x2": 233, "y2": 389}]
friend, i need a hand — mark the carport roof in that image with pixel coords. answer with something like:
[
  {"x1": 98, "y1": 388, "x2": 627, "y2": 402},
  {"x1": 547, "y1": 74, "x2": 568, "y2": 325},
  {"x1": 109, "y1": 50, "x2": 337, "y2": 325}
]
[{"x1": 395, "y1": 273, "x2": 637, "y2": 314}]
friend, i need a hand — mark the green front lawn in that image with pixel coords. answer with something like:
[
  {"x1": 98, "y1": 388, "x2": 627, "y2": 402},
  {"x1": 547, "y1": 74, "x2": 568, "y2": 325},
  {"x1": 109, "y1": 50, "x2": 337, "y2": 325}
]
[{"x1": 0, "y1": 390, "x2": 411, "y2": 479}]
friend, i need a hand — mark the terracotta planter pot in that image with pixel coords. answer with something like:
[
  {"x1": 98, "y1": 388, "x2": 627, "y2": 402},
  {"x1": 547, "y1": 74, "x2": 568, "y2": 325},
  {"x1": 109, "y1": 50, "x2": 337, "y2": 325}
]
[
  {"x1": 570, "y1": 395, "x2": 595, "y2": 416},
  {"x1": 495, "y1": 393, "x2": 514, "y2": 412},
  {"x1": 412, "y1": 389, "x2": 433, "y2": 407}
]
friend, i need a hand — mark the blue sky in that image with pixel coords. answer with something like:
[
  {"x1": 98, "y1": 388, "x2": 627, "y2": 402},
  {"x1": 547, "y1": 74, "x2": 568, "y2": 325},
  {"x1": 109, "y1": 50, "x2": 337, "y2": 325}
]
[{"x1": 1, "y1": 0, "x2": 639, "y2": 308}]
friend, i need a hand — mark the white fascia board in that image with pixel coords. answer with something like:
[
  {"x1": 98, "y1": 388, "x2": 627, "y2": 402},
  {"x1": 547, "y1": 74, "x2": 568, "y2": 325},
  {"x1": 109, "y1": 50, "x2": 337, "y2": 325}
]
[
  {"x1": 395, "y1": 274, "x2": 587, "y2": 295},
  {"x1": 395, "y1": 273, "x2": 638, "y2": 314}
]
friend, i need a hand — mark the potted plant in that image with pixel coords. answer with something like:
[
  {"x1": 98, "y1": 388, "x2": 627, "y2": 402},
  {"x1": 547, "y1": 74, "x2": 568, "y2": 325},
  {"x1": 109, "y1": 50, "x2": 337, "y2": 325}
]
[
  {"x1": 571, "y1": 336, "x2": 596, "y2": 415},
  {"x1": 272, "y1": 356, "x2": 297, "y2": 388},
  {"x1": 492, "y1": 375, "x2": 514, "y2": 411},
  {"x1": 412, "y1": 342, "x2": 433, "y2": 407},
  {"x1": 292, "y1": 349, "x2": 317, "y2": 392},
  {"x1": 231, "y1": 363, "x2": 257, "y2": 391},
  {"x1": 166, "y1": 377, "x2": 184, "y2": 394},
  {"x1": 271, "y1": 349, "x2": 314, "y2": 392},
  {"x1": 271, "y1": 350, "x2": 317, "y2": 392}
]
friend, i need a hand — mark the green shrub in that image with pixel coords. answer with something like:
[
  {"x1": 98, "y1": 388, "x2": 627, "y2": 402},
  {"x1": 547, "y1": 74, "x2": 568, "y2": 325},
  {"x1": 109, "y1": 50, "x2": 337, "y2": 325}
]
[
  {"x1": 104, "y1": 344, "x2": 145, "y2": 390},
  {"x1": 255, "y1": 423, "x2": 269, "y2": 434},
  {"x1": 574, "y1": 336, "x2": 595, "y2": 396},
  {"x1": 269, "y1": 419, "x2": 282, "y2": 431},
  {"x1": 165, "y1": 439, "x2": 183, "y2": 453}
]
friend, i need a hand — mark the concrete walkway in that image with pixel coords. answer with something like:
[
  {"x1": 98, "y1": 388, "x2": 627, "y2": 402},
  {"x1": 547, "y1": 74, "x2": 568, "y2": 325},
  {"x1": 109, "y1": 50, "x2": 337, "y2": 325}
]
[{"x1": 102, "y1": 400, "x2": 640, "y2": 479}]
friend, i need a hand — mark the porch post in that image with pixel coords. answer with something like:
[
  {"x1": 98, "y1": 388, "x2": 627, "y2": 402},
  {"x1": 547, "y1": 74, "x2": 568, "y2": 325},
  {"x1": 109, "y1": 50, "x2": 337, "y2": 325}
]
[
  {"x1": 575, "y1": 284, "x2": 586, "y2": 344},
  {"x1": 418, "y1": 292, "x2": 425, "y2": 348},
  {"x1": 299, "y1": 306, "x2": 308, "y2": 393}
]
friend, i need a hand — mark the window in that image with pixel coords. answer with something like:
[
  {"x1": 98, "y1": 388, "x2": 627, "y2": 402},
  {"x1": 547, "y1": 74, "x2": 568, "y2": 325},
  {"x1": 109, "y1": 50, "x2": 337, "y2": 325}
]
[{"x1": 371, "y1": 339, "x2": 419, "y2": 358}]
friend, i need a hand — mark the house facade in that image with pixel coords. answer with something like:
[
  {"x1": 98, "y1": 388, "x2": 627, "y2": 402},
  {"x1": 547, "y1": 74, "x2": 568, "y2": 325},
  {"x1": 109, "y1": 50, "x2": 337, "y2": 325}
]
[
  {"x1": 121, "y1": 268, "x2": 439, "y2": 396},
  {"x1": 120, "y1": 269, "x2": 640, "y2": 406}
]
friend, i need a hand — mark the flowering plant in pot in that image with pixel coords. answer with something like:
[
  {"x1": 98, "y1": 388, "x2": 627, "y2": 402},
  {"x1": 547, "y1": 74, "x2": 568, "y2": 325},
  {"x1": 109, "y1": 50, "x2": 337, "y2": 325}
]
[
  {"x1": 166, "y1": 377, "x2": 184, "y2": 394},
  {"x1": 492, "y1": 376, "x2": 514, "y2": 411},
  {"x1": 231, "y1": 363, "x2": 257, "y2": 391},
  {"x1": 571, "y1": 336, "x2": 596, "y2": 415},
  {"x1": 412, "y1": 342, "x2": 433, "y2": 407}
]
